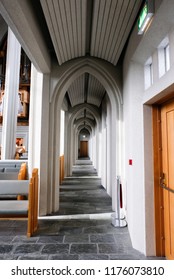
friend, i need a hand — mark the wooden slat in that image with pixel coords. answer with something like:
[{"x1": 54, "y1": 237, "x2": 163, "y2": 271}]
[
  {"x1": 59, "y1": 155, "x2": 64, "y2": 184},
  {"x1": 27, "y1": 178, "x2": 33, "y2": 237},
  {"x1": 32, "y1": 168, "x2": 39, "y2": 233}
]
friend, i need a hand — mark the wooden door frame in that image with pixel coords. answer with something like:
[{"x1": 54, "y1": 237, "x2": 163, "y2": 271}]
[{"x1": 152, "y1": 105, "x2": 165, "y2": 256}]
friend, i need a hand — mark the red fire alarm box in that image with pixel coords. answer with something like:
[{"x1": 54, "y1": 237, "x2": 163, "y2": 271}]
[{"x1": 129, "y1": 159, "x2": 132, "y2": 165}]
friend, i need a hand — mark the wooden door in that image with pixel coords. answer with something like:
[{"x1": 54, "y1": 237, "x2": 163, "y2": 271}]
[
  {"x1": 161, "y1": 100, "x2": 174, "y2": 260},
  {"x1": 80, "y1": 141, "x2": 88, "y2": 157}
]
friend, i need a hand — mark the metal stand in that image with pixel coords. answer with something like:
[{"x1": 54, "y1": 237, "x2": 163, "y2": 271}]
[{"x1": 111, "y1": 176, "x2": 127, "y2": 228}]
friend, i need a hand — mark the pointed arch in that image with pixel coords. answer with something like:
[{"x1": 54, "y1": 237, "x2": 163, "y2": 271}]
[{"x1": 47, "y1": 57, "x2": 123, "y2": 214}]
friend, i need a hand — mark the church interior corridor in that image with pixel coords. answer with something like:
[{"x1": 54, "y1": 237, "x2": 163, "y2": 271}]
[{"x1": 0, "y1": 0, "x2": 174, "y2": 260}]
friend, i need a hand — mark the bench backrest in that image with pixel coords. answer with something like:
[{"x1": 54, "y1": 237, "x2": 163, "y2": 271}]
[
  {"x1": 0, "y1": 180, "x2": 29, "y2": 195},
  {"x1": 4, "y1": 167, "x2": 20, "y2": 173},
  {"x1": 0, "y1": 173, "x2": 19, "y2": 180}
]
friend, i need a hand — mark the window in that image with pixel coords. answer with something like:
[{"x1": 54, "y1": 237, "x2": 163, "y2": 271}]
[
  {"x1": 158, "y1": 37, "x2": 170, "y2": 78},
  {"x1": 164, "y1": 44, "x2": 170, "y2": 71},
  {"x1": 144, "y1": 57, "x2": 153, "y2": 90}
]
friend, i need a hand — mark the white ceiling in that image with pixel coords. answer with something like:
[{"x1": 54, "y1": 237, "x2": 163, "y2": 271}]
[
  {"x1": 40, "y1": 0, "x2": 143, "y2": 66},
  {"x1": 40, "y1": 0, "x2": 143, "y2": 108}
]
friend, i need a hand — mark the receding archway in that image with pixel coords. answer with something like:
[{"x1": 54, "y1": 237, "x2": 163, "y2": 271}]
[{"x1": 47, "y1": 57, "x2": 122, "y2": 214}]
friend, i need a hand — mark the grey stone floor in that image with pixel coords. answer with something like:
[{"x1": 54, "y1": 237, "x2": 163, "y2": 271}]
[
  {"x1": 0, "y1": 158, "x2": 165, "y2": 260},
  {"x1": 0, "y1": 218, "x2": 164, "y2": 260}
]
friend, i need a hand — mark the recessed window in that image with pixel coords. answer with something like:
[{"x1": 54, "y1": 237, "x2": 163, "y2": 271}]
[
  {"x1": 158, "y1": 37, "x2": 170, "y2": 78},
  {"x1": 144, "y1": 57, "x2": 153, "y2": 90},
  {"x1": 164, "y1": 44, "x2": 170, "y2": 71}
]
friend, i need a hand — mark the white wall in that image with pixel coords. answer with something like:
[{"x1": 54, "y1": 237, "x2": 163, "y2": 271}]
[
  {"x1": 123, "y1": 61, "x2": 146, "y2": 254},
  {"x1": 123, "y1": 0, "x2": 174, "y2": 256}
]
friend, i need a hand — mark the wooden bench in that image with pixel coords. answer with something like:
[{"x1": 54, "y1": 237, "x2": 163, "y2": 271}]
[
  {"x1": 0, "y1": 162, "x2": 27, "y2": 180},
  {"x1": 0, "y1": 168, "x2": 38, "y2": 237}
]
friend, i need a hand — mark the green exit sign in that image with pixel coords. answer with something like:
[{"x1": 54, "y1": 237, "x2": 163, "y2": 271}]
[
  {"x1": 138, "y1": 1, "x2": 154, "y2": 34},
  {"x1": 138, "y1": 2, "x2": 148, "y2": 30}
]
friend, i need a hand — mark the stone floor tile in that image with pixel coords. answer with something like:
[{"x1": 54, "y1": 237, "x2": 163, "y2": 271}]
[
  {"x1": 0, "y1": 254, "x2": 18, "y2": 260},
  {"x1": 13, "y1": 244, "x2": 42, "y2": 254},
  {"x1": 41, "y1": 244, "x2": 69, "y2": 254},
  {"x1": 70, "y1": 244, "x2": 97, "y2": 254},
  {"x1": 37, "y1": 236, "x2": 64, "y2": 243},
  {"x1": 49, "y1": 254, "x2": 79, "y2": 260},
  {"x1": 0, "y1": 236, "x2": 14, "y2": 243},
  {"x1": 56, "y1": 226, "x2": 83, "y2": 235},
  {"x1": 0, "y1": 244, "x2": 13, "y2": 254},
  {"x1": 84, "y1": 225, "x2": 115, "y2": 234},
  {"x1": 18, "y1": 255, "x2": 49, "y2": 260},
  {"x1": 98, "y1": 243, "x2": 127, "y2": 254},
  {"x1": 109, "y1": 254, "x2": 144, "y2": 260},
  {"x1": 64, "y1": 234, "x2": 89, "y2": 243},
  {"x1": 12, "y1": 236, "x2": 39, "y2": 243},
  {"x1": 90, "y1": 234, "x2": 115, "y2": 243},
  {"x1": 79, "y1": 254, "x2": 109, "y2": 260}
]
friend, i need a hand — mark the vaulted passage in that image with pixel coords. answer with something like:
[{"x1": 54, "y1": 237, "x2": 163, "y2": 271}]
[{"x1": 1, "y1": 0, "x2": 174, "y2": 260}]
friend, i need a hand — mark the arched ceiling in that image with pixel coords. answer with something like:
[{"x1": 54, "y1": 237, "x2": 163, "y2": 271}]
[
  {"x1": 73, "y1": 108, "x2": 96, "y2": 132},
  {"x1": 40, "y1": 0, "x2": 143, "y2": 66},
  {"x1": 66, "y1": 73, "x2": 106, "y2": 108},
  {"x1": 39, "y1": 0, "x2": 143, "y2": 109}
]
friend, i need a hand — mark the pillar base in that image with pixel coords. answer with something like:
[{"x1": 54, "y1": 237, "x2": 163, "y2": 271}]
[{"x1": 111, "y1": 213, "x2": 127, "y2": 228}]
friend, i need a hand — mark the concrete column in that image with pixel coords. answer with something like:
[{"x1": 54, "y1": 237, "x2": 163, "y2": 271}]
[
  {"x1": 64, "y1": 111, "x2": 69, "y2": 176},
  {"x1": 75, "y1": 130, "x2": 78, "y2": 160},
  {"x1": 1, "y1": 28, "x2": 21, "y2": 159},
  {"x1": 107, "y1": 101, "x2": 112, "y2": 197},
  {"x1": 39, "y1": 73, "x2": 50, "y2": 215},
  {"x1": 28, "y1": 64, "x2": 43, "y2": 176},
  {"x1": 28, "y1": 64, "x2": 50, "y2": 216},
  {"x1": 93, "y1": 130, "x2": 97, "y2": 168}
]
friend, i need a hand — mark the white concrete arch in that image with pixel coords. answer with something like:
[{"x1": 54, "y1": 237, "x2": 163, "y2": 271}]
[
  {"x1": 67, "y1": 115, "x2": 98, "y2": 175},
  {"x1": 47, "y1": 57, "x2": 122, "y2": 214},
  {"x1": 68, "y1": 103, "x2": 100, "y2": 128},
  {"x1": 74, "y1": 118, "x2": 95, "y2": 129},
  {"x1": 50, "y1": 57, "x2": 123, "y2": 110},
  {"x1": 65, "y1": 104, "x2": 101, "y2": 175},
  {"x1": 71, "y1": 118, "x2": 95, "y2": 165},
  {"x1": 75, "y1": 124, "x2": 93, "y2": 162},
  {"x1": 77, "y1": 125, "x2": 92, "y2": 135}
]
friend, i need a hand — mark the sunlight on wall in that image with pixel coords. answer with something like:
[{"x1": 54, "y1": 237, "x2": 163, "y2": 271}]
[{"x1": 60, "y1": 110, "x2": 65, "y2": 156}]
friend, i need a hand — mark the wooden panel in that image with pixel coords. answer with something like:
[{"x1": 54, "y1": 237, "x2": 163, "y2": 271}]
[
  {"x1": 161, "y1": 100, "x2": 174, "y2": 259},
  {"x1": 59, "y1": 155, "x2": 64, "y2": 185}
]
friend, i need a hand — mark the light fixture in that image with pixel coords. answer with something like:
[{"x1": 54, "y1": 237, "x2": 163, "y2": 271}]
[{"x1": 138, "y1": 0, "x2": 154, "y2": 35}]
